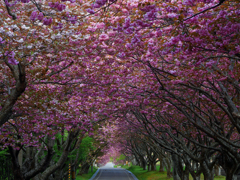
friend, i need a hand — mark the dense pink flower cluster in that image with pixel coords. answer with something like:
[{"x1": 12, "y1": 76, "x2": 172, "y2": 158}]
[
  {"x1": 0, "y1": 1, "x2": 239, "y2": 179},
  {"x1": 5, "y1": 51, "x2": 18, "y2": 65},
  {"x1": 49, "y1": 2, "x2": 66, "y2": 11}
]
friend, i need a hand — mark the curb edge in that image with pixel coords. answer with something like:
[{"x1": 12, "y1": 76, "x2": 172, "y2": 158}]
[
  {"x1": 127, "y1": 170, "x2": 139, "y2": 180},
  {"x1": 89, "y1": 169, "x2": 100, "y2": 180}
]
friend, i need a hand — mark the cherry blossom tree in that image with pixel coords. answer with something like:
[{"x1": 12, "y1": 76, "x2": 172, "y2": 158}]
[
  {"x1": 91, "y1": 0, "x2": 240, "y2": 179},
  {"x1": 0, "y1": 0, "x2": 239, "y2": 179}
]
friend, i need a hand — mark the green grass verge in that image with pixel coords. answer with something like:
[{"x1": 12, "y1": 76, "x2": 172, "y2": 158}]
[
  {"x1": 121, "y1": 164, "x2": 131, "y2": 169},
  {"x1": 76, "y1": 167, "x2": 98, "y2": 180},
  {"x1": 124, "y1": 165, "x2": 225, "y2": 180}
]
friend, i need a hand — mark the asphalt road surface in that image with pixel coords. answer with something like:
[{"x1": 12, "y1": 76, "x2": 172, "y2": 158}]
[{"x1": 91, "y1": 162, "x2": 137, "y2": 180}]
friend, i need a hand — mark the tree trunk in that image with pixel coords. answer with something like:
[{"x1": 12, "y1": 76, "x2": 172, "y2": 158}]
[
  {"x1": 201, "y1": 161, "x2": 214, "y2": 180},
  {"x1": 0, "y1": 63, "x2": 26, "y2": 127},
  {"x1": 182, "y1": 166, "x2": 189, "y2": 180},
  {"x1": 132, "y1": 158, "x2": 137, "y2": 165},
  {"x1": 147, "y1": 163, "x2": 150, "y2": 171},
  {"x1": 135, "y1": 156, "x2": 140, "y2": 166},
  {"x1": 222, "y1": 161, "x2": 239, "y2": 180},
  {"x1": 9, "y1": 148, "x2": 25, "y2": 180},
  {"x1": 13, "y1": 161, "x2": 25, "y2": 180},
  {"x1": 225, "y1": 169, "x2": 237, "y2": 180},
  {"x1": 40, "y1": 131, "x2": 80, "y2": 180},
  {"x1": 78, "y1": 163, "x2": 90, "y2": 175},
  {"x1": 91, "y1": 164, "x2": 93, "y2": 172},
  {"x1": 172, "y1": 154, "x2": 180, "y2": 180},
  {"x1": 140, "y1": 157, "x2": 146, "y2": 170},
  {"x1": 214, "y1": 165, "x2": 220, "y2": 176},
  {"x1": 10, "y1": 136, "x2": 55, "y2": 180},
  {"x1": 18, "y1": 149, "x2": 23, "y2": 170},
  {"x1": 164, "y1": 156, "x2": 173, "y2": 178},
  {"x1": 217, "y1": 153, "x2": 238, "y2": 180},
  {"x1": 195, "y1": 176, "x2": 200, "y2": 180},
  {"x1": 159, "y1": 157, "x2": 164, "y2": 172},
  {"x1": 151, "y1": 161, "x2": 156, "y2": 171}
]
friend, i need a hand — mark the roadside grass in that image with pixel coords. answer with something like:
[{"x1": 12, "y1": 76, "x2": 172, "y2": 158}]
[
  {"x1": 121, "y1": 164, "x2": 131, "y2": 169},
  {"x1": 76, "y1": 167, "x2": 98, "y2": 180},
  {"x1": 122, "y1": 165, "x2": 225, "y2": 180}
]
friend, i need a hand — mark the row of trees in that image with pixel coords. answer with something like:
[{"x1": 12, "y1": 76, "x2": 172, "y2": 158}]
[
  {"x1": 0, "y1": 0, "x2": 239, "y2": 180},
  {"x1": 1, "y1": 133, "x2": 107, "y2": 180},
  {"x1": 0, "y1": 0, "x2": 114, "y2": 179},
  {"x1": 94, "y1": 0, "x2": 240, "y2": 179}
]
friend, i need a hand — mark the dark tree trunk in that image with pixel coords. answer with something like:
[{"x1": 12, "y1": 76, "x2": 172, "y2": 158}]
[
  {"x1": 135, "y1": 156, "x2": 140, "y2": 166},
  {"x1": 140, "y1": 157, "x2": 146, "y2": 170},
  {"x1": 78, "y1": 163, "x2": 90, "y2": 175},
  {"x1": 0, "y1": 63, "x2": 26, "y2": 127},
  {"x1": 13, "y1": 164, "x2": 25, "y2": 180},
  {"x1": 159, "y1": 158, "x2": 164, "y2": 172},
  {"x1": 9, "y1": 136, "x2": 55, "y2": 180},
  {"x1": 164, "y1": 156, "x2": 173, "y2": 178},
  {"x1": 91, "y1": 165, "x2": 93, "y2": 172},
  {"x1": 147, "y1": 163, "x2": 150, "y2": 171},
  {"x1": 172, "y1": 154, "x2": 180, "y2": 180},
  {"x1": 151, "y1": 161, "x2": 156, "y2": 171},
  {"x1": 201, "y1": 161, "x2": 214, "y2": 180},
  {"x1": 182, "y1": 166, "x2": 189, "y2": 180},
  {"x1": 217, "y1": 153, "x2": 239, "y2": 180},
  {"x1": 9, "y1": 148, "x2": 25, "y2": 180}
]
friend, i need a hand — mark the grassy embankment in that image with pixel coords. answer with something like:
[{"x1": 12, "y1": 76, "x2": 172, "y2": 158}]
[
  {"x1": 121, "y1": 165, "x2": 225, "y2": 180},
  {"x1": 76, "y1": 167, "x2": 98, "y2": 180}
]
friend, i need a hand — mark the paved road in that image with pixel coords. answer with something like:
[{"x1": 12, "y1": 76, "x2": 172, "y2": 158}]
[{"x1": 91, "y1": 162, "x2": 137, "y2": 180}]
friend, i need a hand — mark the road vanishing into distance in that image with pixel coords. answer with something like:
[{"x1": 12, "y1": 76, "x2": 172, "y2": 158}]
[{"x1": 91, "y1": 162, "x2": 138, "y2": 180}]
